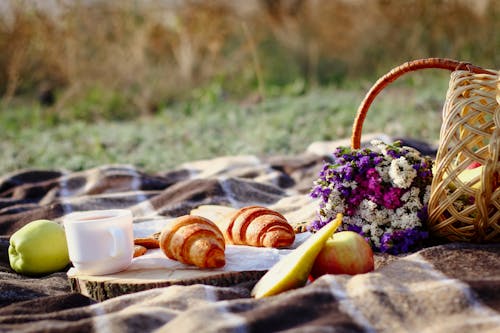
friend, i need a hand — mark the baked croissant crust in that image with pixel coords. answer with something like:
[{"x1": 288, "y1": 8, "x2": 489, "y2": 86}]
[
  {"x1": 159, "y1": 215, "x2": 226, "y2": 268},
  {"x1": 216, "y1": 206, "x2": 295, "y2": 248}
]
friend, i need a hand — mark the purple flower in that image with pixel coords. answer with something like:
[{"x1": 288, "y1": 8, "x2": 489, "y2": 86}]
[
  {"x1": 339, "y1": 187, "x2": 350, "y2": 197},
  {"x1": 366, "y1": 168, "x2": 381, "y2": 189},
  {"x1": 347, "y1": 224, "x2": 363, "y2": 233},
  {"x1": 344, "y1": 165, "x2": 355, "y2": 181},
  {"x1": 417, "y1": 205, "x2": 428, "y2": 221},
  {"x1": 387, "y1": 149, "x2": 401, "y2": 159},
  {"x1": 358, "y1": 155, "x2": 371, "y2": 172},
  {"x1": 310, "y1": 141, "x2": 434, "y2": 255},
  {"x1": 382, "y1": 187, "x2": 404, "y2": 209},
  {"x1": 308, "y1": 216, "x2": 332, "y2": 232},
  {"x1": 379, "y1": 228, "x2": 429, "y2": 254},
  {"x1": 413, "y1": 161, "x2": 433, "y2": 183},
  {"x1": 310, "y1": 186, "x2": 331, "y2": 202}
]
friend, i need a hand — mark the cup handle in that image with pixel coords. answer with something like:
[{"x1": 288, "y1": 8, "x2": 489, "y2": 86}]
[{"x1": 109, "y1": 227, "x2": 128, "y2": 257}]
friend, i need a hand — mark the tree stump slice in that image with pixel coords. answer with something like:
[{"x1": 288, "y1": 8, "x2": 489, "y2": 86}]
[{"x1": 68, "y1": 268, "x2": 266, "y2": 301}]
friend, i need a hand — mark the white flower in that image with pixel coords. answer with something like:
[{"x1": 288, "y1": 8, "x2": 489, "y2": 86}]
[
  {"x1": 423, "y1": 185, "x2": 431, "y2": 204},
  {"x1": 391, "y1": 207, "x2": 421, "y2": 230},
  {"x1": 404, "y1": 147, "x2": 422, "y2": 160},
  {"x1": 402, "y1": 187, "x2": 422, "y2": 211},
  {"x1": 341, "y1": 180, "x2": 358, "y2": 189},
  {"x1": 361, "y1": 223, "x2": 371, "y2": 234},
  {"x1": 370, "y1": 224, "x2": 384, "y2": 247},
  {"x1": 389, "y1": 157, "x2": 417, "y2": 188},
  {"x1": 359, "y1": 200, "x2": 389, "y2": 225},
  {"x1": 345, "y1": 215, "x2": 363, "y2": 227},
  {"x1": 401, "y1": 189, "x2": 411, "y2": 202},
  {"x1": 371, "y1": 140, "x2": 387, "y2": 154},
  {"x1": 326, "y1": 189, "x2": 345, "y2": 210},
  {"x1": 375, "y1": 161, "x2": 392, "y2": 183}
]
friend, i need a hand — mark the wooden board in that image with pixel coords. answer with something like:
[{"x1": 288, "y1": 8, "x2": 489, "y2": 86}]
[
  {"x1": 68, "y1": 204, "x2": 308, "y2": 302},
  {"x1": 68, "y1": 267, "x2": 267, "y2": 302}
]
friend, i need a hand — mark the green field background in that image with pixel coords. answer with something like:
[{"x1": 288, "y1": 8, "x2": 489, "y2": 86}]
[{"x1": 0, "y1": 0, "x2": 498, "y2": 173}]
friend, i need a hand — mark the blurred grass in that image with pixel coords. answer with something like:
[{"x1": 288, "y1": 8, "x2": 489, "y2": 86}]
[
  {"x1": 1, "y1": 1, "x2": 497, "y2": 112},
  {"x1": 0, "y1": 73, "x2": 448, "y2": 174},
  {"x1": 0, "y1": 0, "x2": 497, "y2": 173}
]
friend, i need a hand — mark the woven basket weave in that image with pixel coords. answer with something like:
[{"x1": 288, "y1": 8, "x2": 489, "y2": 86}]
[{"x1": 351, "y1": 58, "x2": 499, "y2": 243}]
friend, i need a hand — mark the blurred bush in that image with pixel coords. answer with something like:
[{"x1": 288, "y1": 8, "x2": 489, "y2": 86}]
[{"x1": 0, "y1": 0, "x2": 498, "y2": 120}]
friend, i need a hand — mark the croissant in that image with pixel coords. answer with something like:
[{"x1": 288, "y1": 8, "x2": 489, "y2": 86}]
[
  {"x1": 216, "y1": 206, "x2": 295, "y2": 248},
  {"x1": 159, "y1": 215, "x2": 226, "y2": 268}
]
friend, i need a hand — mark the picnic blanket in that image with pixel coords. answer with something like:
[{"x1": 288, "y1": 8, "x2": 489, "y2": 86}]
[{"x1": 0, "y1": 137, "x2": 499, "y2": 332}]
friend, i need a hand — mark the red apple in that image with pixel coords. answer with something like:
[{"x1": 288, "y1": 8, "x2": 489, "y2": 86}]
[{"x1": 310, "y1": 231, "x2": 374, "y2": 278}]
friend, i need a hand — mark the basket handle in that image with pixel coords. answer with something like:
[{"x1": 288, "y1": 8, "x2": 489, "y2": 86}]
[{"x1": 351, "y1": 58, "x2": 496, "y2": 149}]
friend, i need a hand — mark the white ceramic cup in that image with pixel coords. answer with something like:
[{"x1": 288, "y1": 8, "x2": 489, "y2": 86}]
[{"x1": 63, "y1": 209, "x2": 134, "y2": 275}]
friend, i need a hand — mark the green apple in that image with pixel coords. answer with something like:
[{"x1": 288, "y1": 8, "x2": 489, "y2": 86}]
[
  {"x1": 251, "y1": 214, "x2": 343, "y2": 298},
  {"x1": 310, "y1": 231, "x2": 374, "y2": 278},
  {"x1": 9, "y1": 219, "x2": 70, "y2": 276}
]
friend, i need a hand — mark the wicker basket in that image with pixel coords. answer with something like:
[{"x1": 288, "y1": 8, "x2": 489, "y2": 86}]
[{"x1": 351, "y1": 58, "x2": 499, "y2": 243}]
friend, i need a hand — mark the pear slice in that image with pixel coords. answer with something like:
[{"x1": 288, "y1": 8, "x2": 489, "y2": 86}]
[{"x1": 251, "y1": 213, "x2": 343, "y2": 298}]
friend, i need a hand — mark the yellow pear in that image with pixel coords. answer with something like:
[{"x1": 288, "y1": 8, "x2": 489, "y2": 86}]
[
  {"x1": 434, "y1": 163, "x2": 483, "y2": 190},
  {"x1": 251, "y1": 214, "x2": 343, "y2": 298},
  {"x1": 446, "y1": 165, "x2": 483, "y2": 190},
  {"x1": 455, "y1": 165, "x2": 483, "y2": 190}
]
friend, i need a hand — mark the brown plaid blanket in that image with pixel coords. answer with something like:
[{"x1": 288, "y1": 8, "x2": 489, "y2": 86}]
[{"x1": 0, "y1": 149, "x2": 499, "y2": 332}]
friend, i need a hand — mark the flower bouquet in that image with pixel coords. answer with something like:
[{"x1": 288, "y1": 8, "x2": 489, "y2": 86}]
[{"x1": 310, "y1": 140, "x2": 434, "y2": 254}]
